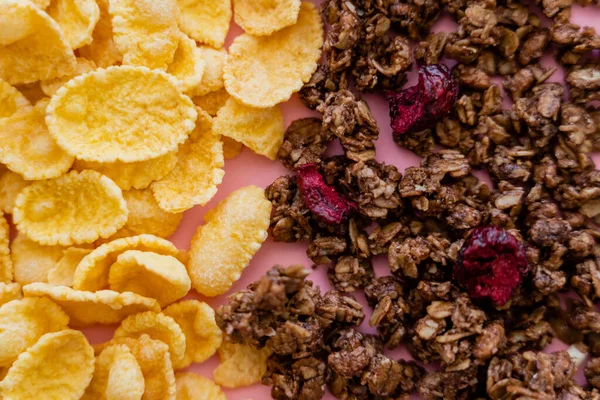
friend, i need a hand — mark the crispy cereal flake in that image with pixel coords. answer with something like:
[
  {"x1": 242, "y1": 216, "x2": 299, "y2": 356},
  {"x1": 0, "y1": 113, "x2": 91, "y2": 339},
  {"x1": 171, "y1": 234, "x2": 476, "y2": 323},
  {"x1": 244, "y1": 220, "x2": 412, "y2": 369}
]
[
  {"x1": 47, "y1": 247, "x2": 93, "y2": 287},
  {"x1": 188, "y1": 186, "x2": 271, "y2": 296},
  {"x1": 175, "y1": 373, "x2": 226, "y2": 400},
  {"x1": 168, "y1": 34, "x2": 205, "y2": 93},
  {"x1": 46, "y1": 66, "x2": 197, "y2": 163},
  {"x1": 11, "y1": 234, "x2": 65, "y2": 285},
  {"x1": 78, "y1": 0, "x2": 122, "y2": 67},
  {"x1": 0, "y1": 330, "x2": 95, "y2": 400},
  {"x1": 41, "y1": 57, "x2": 97, "y2": 96},
  {"x1": 192, "y1": 88, "x2": 230, "y2": 117},
  {"x1": 214, "y1": 341, "x2": 271, "y2": 388},
  {"x1": 224, "y1": 1, "x2": 323, "y2": 108},
  {"x1": 0, "y1": 78, "x2": 31, "y2": 118},
  {"x1": 0, "y1": 213, "x2": 10, "y2": 283},
  {"x1": 0, "y1": 283, "x2": 21, "y2": 307},
  {"x1": 0, "y1": 169, "x2": 29, "y2": 214},
  {"x1": 234, "y1": 0, "x2": 300, "y2": 36},
  {"x1": 118, "y1": 189, "x2": 183, "y2": 238},
  {"x1": 46, "y1": 0, "x2": 100, "y2": 49},
  {"x1": 13, "y1": 170, "x2": 128, "y2": 246},
  {"x1": 177, "y1": 0, "x2": 231, "y2": 48},
  {"x1": 222, "y1": 137, "x2": 243, "y2": 160},
  {"x1": 14, "y1": 82, "x2": 45, "y2": 104},
  {"x1": 188, "y1": 47, "x2": 227, "y2": 97}
]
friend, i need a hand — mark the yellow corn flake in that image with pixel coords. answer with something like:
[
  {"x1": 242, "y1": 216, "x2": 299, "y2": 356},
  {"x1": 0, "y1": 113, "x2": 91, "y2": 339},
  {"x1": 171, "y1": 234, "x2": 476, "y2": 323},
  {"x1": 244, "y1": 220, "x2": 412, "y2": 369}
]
[
  {"x1": 15, "y1": 82, "x2": 46, "y2": 105},
  {"x1": 11, "y1": 234, "x2": 65, "y2": 285},
  {"x1": 0, "y1": 330, "x2": 95, "y2": 399},
  {"x1": 0, "y1": 283, "x2": 22, "y2": 307},
  {"x1": 168, "y1": 34, "x2": 205, "y2": 94},
  {"x1": 78, "y1": 0, "x2": 122, "y2": 67},
  {"x1": 109, "y1": 0, "x2": 180, "y2": 70},
  {"x1": 224, "y1": 2, "x2": 323, "y2": 108},
  {"x1": 234, "y1": 0, "x2": 301, "y2": 36},
  {"x1": 0, "y1": 98, "x2": 74, "y2": 180},
  {"x1": 46, "y1": 66, "x2": 197, "y2": 163},
  {"x1": 23, "y1": 283, "x2": 161, "y2": 327},
  {"x1": 213, "y1": 98, "x2": 284, "y2": 160},
  {"x1": 41, "y1": 57, "x2": 97, "y2": 96},
  {"x1": 82, "y1": 344, "x2": 145, "y2": 400},
  {"x1": 188, "y1": 186, "x2": 271, "y2": 296},
  {"x1": 109, "y1": 250, "x2": 190, "y2": 307},
  {"x1": 0, "y1": 78, "x2": 31, "y2": 118},
  {"x1": 31, "y1": 0, "x2": 52, "y2": 8},
  {"x1": 188, "y1": 47, "x2": 227, "y2": 97},
  {"x1": 175, "y1": 373, "x2": 226, "y2": 400},
  {"x1": 46, "y1": 0, "x2": 100, "y2": 49},
  {"x1": 0, "y1": 0, "x2": 76, "y2": 85},
  {"x1": 0, "y1": 213, "x2": 10, "y2": 283},
  {"x1": 177, "y1": 0, "x2": 231, "y2": 49},
  {"x1": 119, "y1": 189, "x2": 183, "y2": 238},
  {"x1": 214, "y1": 341, "x2": 271, "y2": 388},
  {"x1": 73, "y1": 234, "x2": 179, "y2": 291},
  {"x1": 163, "y1": 300, "x2": 222, "y2": 368},
  {"x1": 0, "y1": 297, "x2": 69, "y2": 367},
  {"x1": 13, "y1": 170, "x2": 128, "y2": 246},
  {"x1": 192, "y1": 88, "x2": 229, "y2": 117},
  {"x1": 114, "y1": 311, "x2": 187, "y2": 370},
  {"x1": 47, "y1": 247, "x2": 93, "y2": 287},
  {"x1": 151, "y1": 109, "x2": 224, "y2": 213},
  {"x1": 222, "y1": 137, "x2": 243, "y2": 160},
  {"x1": 0, "y1": 170, "x2": 29, "y2": 214}
]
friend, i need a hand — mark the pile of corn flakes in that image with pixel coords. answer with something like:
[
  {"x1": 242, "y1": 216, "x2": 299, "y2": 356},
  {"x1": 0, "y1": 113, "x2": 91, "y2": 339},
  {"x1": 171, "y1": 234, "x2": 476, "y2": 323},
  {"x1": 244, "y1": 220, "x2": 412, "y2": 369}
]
[{"x1": 0, "y1": 0, "x2": 322, "y2": 398}]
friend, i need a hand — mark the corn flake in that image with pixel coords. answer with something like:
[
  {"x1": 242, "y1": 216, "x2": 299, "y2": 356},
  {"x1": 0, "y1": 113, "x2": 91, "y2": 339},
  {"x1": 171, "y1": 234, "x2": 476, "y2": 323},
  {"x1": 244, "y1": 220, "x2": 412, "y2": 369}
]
[
  {"x1": 192, "y1": 88, "x2": 229, "y2": 117},
  {"x1": 151, "y1": 109, "x2": 224, "y2": 213},
  {"x1": 234, "y1": 0, "x2": 301, "y2": 36},
  {"x1": 0, "y1": 0, "x2": 76, "y2": 85},
  {"x1": 109, "y1": 0, "x2": 180, "y2": 70},
  {"x1": 13, "y1": 170, "x2": 128, "y2": 246},
  {"x1": 0, "y1": 98, "x2": 74, "y2": 180},
  {"x1": 78, "y1": 0, "x2": 122, "y2": 67},
  {"x1": 23, "y1": 283, "x2": 161, "y2": 327},
  {"x1": 163, "y1": 300, "x2": 222, "y2": 368},
  {"x1": 47, "y1": 247, "x2": 93, "y2": 287},
  {"x1": 46, "y1": 66, "x2": 197, "y2": 163},
  {"x1": 0, "y1": 297, "x2": 69, "y2": 367},
  {"x1": 0, "y1": 213, "x2": 10, "y2": 283},
  {"x1": 177, "y1": 0, "x2": 231, "y2": 49},
  {"x1": 224, "y1": 1, "x2": 323, "y2": 108},
  {"x1": 46, "y1": 0, "x2": 100, "y2": 49},
  {"x1": 168, "y1": 34, "x2": 205, "y2": 94},
  {"x1": 222, "y1": 137, "x2": 244, "y2": 160},
  {"x1": 41, "y1": 57, "x2": 97, "y2": 96},
  {"x1": 188, "y1": 186, "x2": 271, "y2": 296},
  {"x1": 118, "y1": 189, "x2": 183, "y2": 238},
  {"x1": 0, "y1": 78, "x2": 31, "y2": 118},
  {"x1": 175, "y1": 373, "x2": 226, "y2": 400},
  {"x1": 114, "y1": 311, "x2": 187, "y2": 370},
  {"x1": 0, "y1": 170, "x2": 29, "y2": 214},
  {"x1": 82, "y1": 344, "x2": 144, "y2": 400},
  {"x1": 214, "y1": 341, "x2": 271, "y2": 388},
  {"x1": 11, "y1": 234, "x2": 65, "y2": 285},
  {"x1": 109, "y1": 250, "x2": 190, "y2": 307},
  {"x1": 0, "y1": 283, "x2": 21, "y2": 307},
  {"x1": 31, "y1": 0, "x2": 52, "y2": 8},
  {"x1": 73, "y1": 234, "x2": 179, "y2": 291},
  {"x1": 188, "y1": 47, "x2": 227, "y2": 97},
  {"x1": 213, "y1": 98, "x2": 284, "y2": 160},
  {"x1": 15, "y1": 82, "x2": 46, "y2": 104}
]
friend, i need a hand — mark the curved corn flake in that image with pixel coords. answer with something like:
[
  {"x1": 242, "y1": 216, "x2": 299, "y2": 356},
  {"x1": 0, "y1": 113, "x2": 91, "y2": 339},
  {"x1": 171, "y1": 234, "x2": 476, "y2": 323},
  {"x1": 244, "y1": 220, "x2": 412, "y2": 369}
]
[
  {"x1": 163, "y1": 300, "x2": 222, "y2": 368},
  {"x1": 0, "y1": 78, "x2": 31, "y2": 118},
  {"x1": 15, "y1": 82, "x2": 46, "y2": 105},
  {"x1": 31, "y1": 0, "x2": 52, "y2": 8},
  {"x1": 177, "y1": 0, "x2": 231, "y2": 49},
  {"x1": 22, "y1": 283, "x2": 160, "y2": 327},
  {"x1": 175, "y1": 373, "x2": 226, "y2": 400},
  {"x1": 213, "y1": 98, "x2": 284, "y2": 160},
  {"x1": 0, "y1": 283, "x2": 21, "y2": 307},
  {"x1": 47, "y1": 247, "x2": 93, "y2": 287},
  {"x1": 151, "y1": 109, "x2": 224, "y2": 213},
  {"x1": 224, "y1": 2, "x2": 323, "y2": 108},
  {"x1": 41, "y1": 57, "x2": 97, "y2": 96},
  {"x1": 11, "y1": 234, "x2": 65, "y2": 285},
  {"x1": 82, "y1": 344, "x2": 144, "y2": 400},
  {"x1": 188, "y1": 47, "x2": 227, "y2": 97},
  {"x1": 0, "y1": 170, "x2": 29, "y2": 214},
  {"x1": 188, "y1": 186, "x2": 271, "y2": 296},
  {"x1": 73, "y1": 152, "x2": 178, "y2": 191},
  {"x1": 0, "y1": 213, "x2": 10, "y2": 283},
  {"x1": 213, "y1": 341, "x2": 271, "y2": 388},
  {"x1": 118, "y1": 189, "x2": 183, "y2": 238},
  {"x1": 192, "y1": 88, "x2": 229, "y2": 117},
  {"x1": 109, "y1": 250, "x2": 190, "y2": 307},
  {"x1": 0, "y1": 330, "x2": 94, "y2": 399},
  {"x1": 0, "y1": 99, "x2": 74, "y2": 180},
  {"x1": 234, "y1": 0, "x2": 300, "y2": 36},
  {"x1": 47, "y1": 0, "x2": 100, "y2": 49},
  {"x1": 13, "y1": 170, "x2": 128, "y2": 246},
  {"x1": 0, "y1": 0, "x2": 76, "y2": 85},
  {"x1": 114, "y1": 311, "x2": 187, "y2": 370},
  {"x1": 222, "y1": 137, "x2": 243, "y2": 160},
  {"x1": 0, "y1": 297, "x2": 69, "y2": 367},
  {"x1": 73, "y1": 234, "x2": 179, "y2": 291},
  {"x1": 168, "y1": 34, "x2": 205, "y2": 93},
  {"x1": 109, "y1": 0, "x2": 180, "y2": 70},
  {"x1": 78, "y1": 0, "x2": 122, "y2": 67},
  {"x1": 46, "y1": 66, "x2": 197, "y2": 163}
]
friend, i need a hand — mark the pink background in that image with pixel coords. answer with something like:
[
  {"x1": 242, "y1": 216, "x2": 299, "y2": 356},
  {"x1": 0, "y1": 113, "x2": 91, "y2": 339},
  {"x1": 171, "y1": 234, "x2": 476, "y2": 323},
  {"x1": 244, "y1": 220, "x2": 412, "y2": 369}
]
[{"x1": 84, "y1": 3, "x2": 600, "y2": 398}]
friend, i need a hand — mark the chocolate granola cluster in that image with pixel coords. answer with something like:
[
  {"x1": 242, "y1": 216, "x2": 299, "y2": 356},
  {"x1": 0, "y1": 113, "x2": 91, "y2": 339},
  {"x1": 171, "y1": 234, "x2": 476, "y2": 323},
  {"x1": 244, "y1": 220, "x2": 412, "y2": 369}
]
[{"x1": 218, "y1": 0, "x2": 600, "y2": 398}]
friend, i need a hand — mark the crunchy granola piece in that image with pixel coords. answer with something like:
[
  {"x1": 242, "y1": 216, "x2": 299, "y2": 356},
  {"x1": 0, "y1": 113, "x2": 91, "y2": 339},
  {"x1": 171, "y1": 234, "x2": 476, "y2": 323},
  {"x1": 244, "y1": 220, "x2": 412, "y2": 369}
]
[
  {"x1": 263, "y1": 355, "x2": 328, "y2": 400},
  {"x1": 277, "y1": 118, "x2": 333, "y2": 170},
  {"x1": 505, "y1": 306, "x2": 554, "y2": 353},
  {"x1": 572, "y1": 258, "x2": 600, "y2": 303},
  {"x1": 316, "y1": 290, "x2": 365, "y2": 328},
  {"x1": 503, "y1": 64, "x2": 556, "y2": 101},
  {"x1": 299, "y1": 62, "x2": 348, "y2": 110},
  {"x1": 265, "y1": 176, "x2": 312, "y2": 242},
  {"x1": 362, "y1": 354, "x2": 425, "y2": 398},
  {"x1": 394, "y1": 129, "x2": 435, "y2": 157},
  {"x1": 488, "y1": 146, "x2": 534, "y2": 184},
  {"x1": 418, "y1": 367, "x2": 479, "y2": 399},
  {"x1": 388, "y1": 0, "x2": 442, "y2": 40},
  {"x1": 515, "y1": 83, "x2": 563, "y2": 147},
  {"x1": 416, "y1": 32, "x2": 449, "y2": 65},
  {"x1": 267, "y1": 319, "x2": 323, "y2": 357},
  {"x1": 567, "y1": 64, "x2": 600, "y2": 103},
  {"x1": 328, "y1": 329, "x2": 381, "y2": 378},
  {"x1": 586, "y1": 358, "x2": 600, "y2": 389},
  {"x1": 454, "y1": 64, "x2": 491, "y2": 90},
  {"x1": 364, "y1": 276, "x2": 409, "y2": 349},
  {"x1": 328, "y1": 256, "x2": 374, "y2": 293},
  {"x1": 518, "y1": 28, "x2": 550, "y2": 65},
  {"x1": 307, "y1": 236, "x2": 347, "y2": 265}
]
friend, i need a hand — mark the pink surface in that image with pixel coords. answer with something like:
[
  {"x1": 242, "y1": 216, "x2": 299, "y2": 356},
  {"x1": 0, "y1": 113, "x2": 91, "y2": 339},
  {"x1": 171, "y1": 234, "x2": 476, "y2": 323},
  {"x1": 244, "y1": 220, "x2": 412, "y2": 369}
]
[{"x1": 84, "y1": 3, "x2": 600, "y2": 399}]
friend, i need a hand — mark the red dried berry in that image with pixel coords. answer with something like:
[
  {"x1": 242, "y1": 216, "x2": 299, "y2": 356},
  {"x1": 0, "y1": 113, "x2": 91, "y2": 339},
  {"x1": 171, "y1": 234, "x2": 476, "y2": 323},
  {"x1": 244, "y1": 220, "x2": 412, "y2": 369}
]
[
  {"x1": 453, "y1": 226, "x2": 529, "y2": 306},
  {"x1": 386, "y1": 64, "x2": 458, "y2": 136},
  {"x1": 296, "y1": 163, "x2": 357, "y2": 225}
]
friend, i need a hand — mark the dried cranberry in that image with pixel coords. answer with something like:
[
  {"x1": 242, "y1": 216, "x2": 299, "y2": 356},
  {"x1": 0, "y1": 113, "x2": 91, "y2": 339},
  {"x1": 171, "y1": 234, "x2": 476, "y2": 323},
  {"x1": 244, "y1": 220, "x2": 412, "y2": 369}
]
[
  {"x1": 453, "y1": 226, "x2": 529, "y2": 306},
  {"x1": 386, "y1": 64, "x2": 458, "y2": 136},
  {"x1": 296, "y1": 163, "x2": 357, "y2": 225}
]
